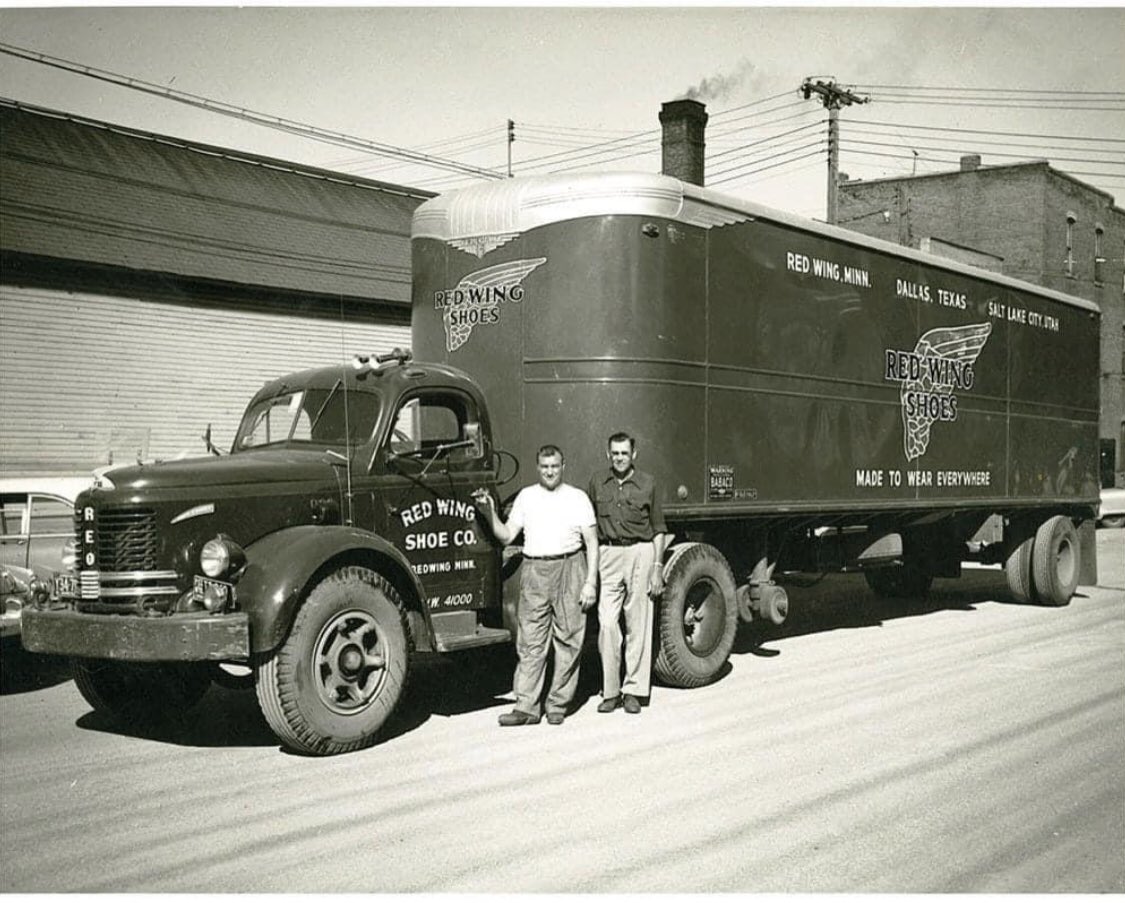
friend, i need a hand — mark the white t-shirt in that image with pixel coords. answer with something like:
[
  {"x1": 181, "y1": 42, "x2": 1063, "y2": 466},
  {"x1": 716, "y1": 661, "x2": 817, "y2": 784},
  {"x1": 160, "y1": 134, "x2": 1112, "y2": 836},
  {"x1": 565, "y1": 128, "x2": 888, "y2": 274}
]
[{"x1": 507, "y1": 483, "x2": 596, "y2": 557}]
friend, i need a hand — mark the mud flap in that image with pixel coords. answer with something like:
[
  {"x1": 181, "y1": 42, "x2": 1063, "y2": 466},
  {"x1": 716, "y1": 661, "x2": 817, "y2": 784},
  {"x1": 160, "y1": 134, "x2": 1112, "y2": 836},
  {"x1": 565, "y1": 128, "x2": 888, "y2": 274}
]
[{"x1": 1077, "y1": 518, "x2": 1098, "y2": 586}]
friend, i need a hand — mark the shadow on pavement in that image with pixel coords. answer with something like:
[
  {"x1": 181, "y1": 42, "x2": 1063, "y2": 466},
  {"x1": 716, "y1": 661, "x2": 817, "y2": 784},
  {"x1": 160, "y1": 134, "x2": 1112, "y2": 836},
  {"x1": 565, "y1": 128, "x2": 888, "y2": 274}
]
[
  {"x1": 75, "y1": 683, "x2": 278, "y2": 749},
  {"x1": 0, "y1": 640, "x2": 73, "y2": 695},
  {"x1": 56, "y1": 562, "x2": 1097, "y2": 750},
  {"x1": 732, "y1": 567, "x2": 1086, "y2": 657}
]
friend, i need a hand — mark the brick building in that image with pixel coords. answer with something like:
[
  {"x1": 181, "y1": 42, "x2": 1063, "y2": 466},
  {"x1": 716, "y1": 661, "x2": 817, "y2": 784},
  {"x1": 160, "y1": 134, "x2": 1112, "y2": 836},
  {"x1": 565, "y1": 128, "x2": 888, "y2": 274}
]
[
  {"x1": 838, "y1": 158, "x2": 1125, "y2": 486},
  {"x1": 1, "y1": 100, "x2": 431, "y2": 476}
]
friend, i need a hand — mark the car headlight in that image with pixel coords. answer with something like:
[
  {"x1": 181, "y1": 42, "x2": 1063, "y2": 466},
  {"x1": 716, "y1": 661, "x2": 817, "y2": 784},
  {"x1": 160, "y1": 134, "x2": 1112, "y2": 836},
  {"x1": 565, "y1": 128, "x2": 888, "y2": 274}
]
[
  {"x1": 200, "y1": 535, "x2": 245, "y2": 579},
  {"x1": 62, "y1": 537, "x2": 80, "y2": 573}
]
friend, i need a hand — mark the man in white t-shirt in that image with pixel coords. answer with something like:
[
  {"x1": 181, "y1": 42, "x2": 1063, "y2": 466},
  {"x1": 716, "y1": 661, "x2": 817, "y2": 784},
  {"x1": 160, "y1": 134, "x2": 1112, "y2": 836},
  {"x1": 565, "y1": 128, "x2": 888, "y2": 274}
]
[{"x1": 473, "y1": 444, "x2": 598, "y2": 726}]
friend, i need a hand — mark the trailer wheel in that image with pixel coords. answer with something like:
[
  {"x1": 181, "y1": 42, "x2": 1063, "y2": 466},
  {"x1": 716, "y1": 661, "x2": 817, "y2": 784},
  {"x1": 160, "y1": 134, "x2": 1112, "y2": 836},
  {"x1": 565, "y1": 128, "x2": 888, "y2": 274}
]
[
  {"x1": 1004, "y1": 536, "x2": 1036, "y2": 604},
  {"x1": 653, "y1": 543, "x2": 738, "y2": 689},
  {"x1": 1031, "y1": 515, "x2": 1080, "y2": 607},
  {"x1": 255, "y1": 566, "x2": 410, "y2": 756},
  {"x1": 863, "y1": 564, "x2": 933, "y2": 598},
  {"x1": 72, "y1": 660, "x2": 212, "y2": 724}
]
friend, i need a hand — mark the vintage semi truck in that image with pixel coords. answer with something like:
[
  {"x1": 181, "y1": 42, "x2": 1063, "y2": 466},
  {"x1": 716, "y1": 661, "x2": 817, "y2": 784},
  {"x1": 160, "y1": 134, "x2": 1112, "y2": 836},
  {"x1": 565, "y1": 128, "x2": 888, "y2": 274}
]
[{"x1": 23, "y1": 171, "x2": 1100, "y2": 755}]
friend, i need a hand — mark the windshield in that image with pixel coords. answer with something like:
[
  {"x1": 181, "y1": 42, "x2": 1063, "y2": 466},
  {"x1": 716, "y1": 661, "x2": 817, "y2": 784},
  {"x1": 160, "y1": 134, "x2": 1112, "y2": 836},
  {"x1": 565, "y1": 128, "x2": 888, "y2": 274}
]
[{"x1": 234, "y1": 385, "x2": 382, "y2": 451}]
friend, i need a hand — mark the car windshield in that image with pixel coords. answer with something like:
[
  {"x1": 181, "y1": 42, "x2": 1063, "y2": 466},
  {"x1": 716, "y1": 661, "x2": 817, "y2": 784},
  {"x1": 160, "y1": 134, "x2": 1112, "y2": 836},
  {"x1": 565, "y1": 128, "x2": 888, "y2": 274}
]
[{"x1": 233, "y1": 385, "x2": 382, "y2": 451}]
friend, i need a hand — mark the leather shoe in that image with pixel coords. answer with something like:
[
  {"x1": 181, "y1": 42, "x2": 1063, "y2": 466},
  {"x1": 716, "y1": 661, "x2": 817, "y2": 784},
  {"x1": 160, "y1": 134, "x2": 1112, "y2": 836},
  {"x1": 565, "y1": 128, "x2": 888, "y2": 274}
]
[
  {"x1": 498, "y1": 710, "x2": 541, "y2": 726},
  {"x1": 597, "y1": 696, "x2": 622, "y2": 713},
  {"x1": 546, "y1": 712, "x2": 565, "y2": 725},
  {"x1": 623, "y1": 694, "x2": 642, "y2": 714}
]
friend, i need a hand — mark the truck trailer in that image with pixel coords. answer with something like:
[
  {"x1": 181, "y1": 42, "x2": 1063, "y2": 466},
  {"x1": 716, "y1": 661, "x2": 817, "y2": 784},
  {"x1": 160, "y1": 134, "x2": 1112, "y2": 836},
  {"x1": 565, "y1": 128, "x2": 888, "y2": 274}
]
[{"x1": 23, "y1": 171, "x2": 1100, "y2": 754}]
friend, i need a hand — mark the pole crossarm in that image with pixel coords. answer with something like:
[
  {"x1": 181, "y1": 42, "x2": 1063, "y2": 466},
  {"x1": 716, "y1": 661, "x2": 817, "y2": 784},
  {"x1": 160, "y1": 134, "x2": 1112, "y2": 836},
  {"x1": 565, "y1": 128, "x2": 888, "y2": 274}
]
[{"x1": 801, "y1": 78, "x2": 869, "y2": 224}]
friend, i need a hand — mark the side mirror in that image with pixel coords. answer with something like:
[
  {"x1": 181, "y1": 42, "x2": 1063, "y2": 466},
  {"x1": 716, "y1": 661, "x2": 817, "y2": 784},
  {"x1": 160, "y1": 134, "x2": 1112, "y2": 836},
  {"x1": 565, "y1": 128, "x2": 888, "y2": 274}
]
[
  {"x1": 203, "y1": 423, "x2": 222, "y2": 456},
  {"x1": 464, "y1": 422, "x2": 484, "y2": 459}
]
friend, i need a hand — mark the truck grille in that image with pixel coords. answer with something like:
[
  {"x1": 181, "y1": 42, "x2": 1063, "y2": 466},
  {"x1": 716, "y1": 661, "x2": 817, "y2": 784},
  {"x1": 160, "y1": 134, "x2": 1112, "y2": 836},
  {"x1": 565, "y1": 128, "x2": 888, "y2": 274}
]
[
  {"x1": 88, "y1": 507, "x2": 160, "y2": 571},
  {"x1": 72, "y1": 506, "x2": 178, "y2": 614}
]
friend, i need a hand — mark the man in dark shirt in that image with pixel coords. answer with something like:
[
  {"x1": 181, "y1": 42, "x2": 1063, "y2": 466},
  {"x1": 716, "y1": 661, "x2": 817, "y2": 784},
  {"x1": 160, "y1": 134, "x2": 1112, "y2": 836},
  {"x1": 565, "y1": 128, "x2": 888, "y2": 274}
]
[{"x1": 588, "y1": 432, "x2": 670, "y2": 714}]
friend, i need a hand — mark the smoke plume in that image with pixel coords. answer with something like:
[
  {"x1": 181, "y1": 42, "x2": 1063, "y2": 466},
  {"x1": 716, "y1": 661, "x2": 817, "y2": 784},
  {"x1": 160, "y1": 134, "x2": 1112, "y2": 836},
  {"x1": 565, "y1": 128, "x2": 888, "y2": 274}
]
[{"x1": 680, "y1": 60, "x2": 760, "y2": 103}]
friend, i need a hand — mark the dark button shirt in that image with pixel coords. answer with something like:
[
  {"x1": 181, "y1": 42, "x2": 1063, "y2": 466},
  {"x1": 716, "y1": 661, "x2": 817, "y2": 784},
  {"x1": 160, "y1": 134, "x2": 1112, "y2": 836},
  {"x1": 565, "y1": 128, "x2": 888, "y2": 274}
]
[{"x1": 588, "y1": 467, "x2": 668, "y2": 543}]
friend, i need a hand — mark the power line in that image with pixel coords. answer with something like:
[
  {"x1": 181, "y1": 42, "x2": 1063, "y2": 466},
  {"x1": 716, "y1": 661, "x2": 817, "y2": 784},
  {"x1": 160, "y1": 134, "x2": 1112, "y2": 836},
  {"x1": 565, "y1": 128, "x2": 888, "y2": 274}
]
[
  {"x1": 710, "y1": 140, "x2": 827, "y2": 182},
  {"x1": 842, "y1": 137, "x2": 1125, "y2": 168},
  {"x1": 848, "y1": 119, "x2": 1125, "y2": 145},
  {"x1": 709, "y1": 131, "x2": 828, "y2": 177},
  {"x1": 0, "y1": 41, "x2": 505, "y2": 180},
  {"x1": 870, "y1": 98, "x2": 1125, "y2": 113},
  {"x1": 708, "y1": 109, "x2": 823, "y2": 146},
  {"x1": 710, "y1": 148, "x2": 826, "y2": 186},
  {"x1": 842, "y1": 147, "x2": 1125, "y2": 181},
  {"x1": 853, "y1": 84, "x2": 1125, "y2": 97},
  {"x1": 708, "y1": 120, "x2": 826, "y2": 163}
]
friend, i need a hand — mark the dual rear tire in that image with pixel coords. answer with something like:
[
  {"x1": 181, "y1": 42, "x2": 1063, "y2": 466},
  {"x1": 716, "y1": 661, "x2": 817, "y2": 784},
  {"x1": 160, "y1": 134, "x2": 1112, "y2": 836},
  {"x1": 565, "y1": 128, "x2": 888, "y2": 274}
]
[{"x1": 1004, "y1": 515, "x2": 1080, "y2": 607}]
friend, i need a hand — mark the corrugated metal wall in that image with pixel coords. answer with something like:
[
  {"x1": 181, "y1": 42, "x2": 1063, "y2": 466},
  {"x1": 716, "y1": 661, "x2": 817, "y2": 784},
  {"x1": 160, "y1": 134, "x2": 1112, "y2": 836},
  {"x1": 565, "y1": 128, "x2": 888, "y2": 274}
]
[{"x1": 0, "y1": 285, "x2": 410, "y2": 475}]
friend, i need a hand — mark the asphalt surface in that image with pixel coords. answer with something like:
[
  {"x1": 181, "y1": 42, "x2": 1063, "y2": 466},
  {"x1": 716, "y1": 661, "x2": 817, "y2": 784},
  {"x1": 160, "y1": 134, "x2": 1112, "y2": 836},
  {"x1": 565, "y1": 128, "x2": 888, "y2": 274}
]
[{"x1": 1, "y1": 529, "x2": 1122, "y2": 893}]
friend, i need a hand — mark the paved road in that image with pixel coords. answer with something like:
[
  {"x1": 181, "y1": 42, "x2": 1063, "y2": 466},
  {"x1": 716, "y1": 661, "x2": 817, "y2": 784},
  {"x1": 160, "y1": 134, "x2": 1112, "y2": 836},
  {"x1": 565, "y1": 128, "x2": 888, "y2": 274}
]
[{"x1": 2, "y1": 530, "x2": 1122, "y2": 893}]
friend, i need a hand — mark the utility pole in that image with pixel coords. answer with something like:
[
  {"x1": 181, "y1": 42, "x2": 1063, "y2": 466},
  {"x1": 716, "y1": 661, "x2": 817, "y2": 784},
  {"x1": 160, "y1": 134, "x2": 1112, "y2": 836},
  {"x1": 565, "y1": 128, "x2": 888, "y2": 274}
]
[
  {"x1": 507, "y1": 119, "x2": 515, "y2": 178},
  {"x1": 801, "y1": 78, "x2": 868, "y2": 224}
]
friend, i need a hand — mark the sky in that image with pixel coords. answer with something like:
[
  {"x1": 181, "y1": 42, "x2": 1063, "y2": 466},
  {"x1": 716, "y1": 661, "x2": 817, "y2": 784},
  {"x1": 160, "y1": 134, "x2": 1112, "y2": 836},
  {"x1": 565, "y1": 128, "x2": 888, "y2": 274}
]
[{"x1": 0, "y1": 5, "x2": 1123, "y2": 220}]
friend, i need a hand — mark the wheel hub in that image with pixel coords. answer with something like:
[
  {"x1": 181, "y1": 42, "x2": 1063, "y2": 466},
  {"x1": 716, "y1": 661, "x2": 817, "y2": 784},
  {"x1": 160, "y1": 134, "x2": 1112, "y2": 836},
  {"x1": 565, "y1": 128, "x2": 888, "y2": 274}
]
[{"x1": 314, "y1": 610, "x2": 389, "y2": 714}]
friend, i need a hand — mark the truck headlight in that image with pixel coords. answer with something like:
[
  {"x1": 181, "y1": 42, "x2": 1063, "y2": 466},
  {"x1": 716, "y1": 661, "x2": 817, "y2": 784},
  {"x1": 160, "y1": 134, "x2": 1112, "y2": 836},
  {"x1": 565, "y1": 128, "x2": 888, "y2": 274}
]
[
  {"x1": 200, "y1": 535, "x2": 245, "y2": 579},
  {"x1": 62, "y1": 537, "x2": 79, "y2": 573}
]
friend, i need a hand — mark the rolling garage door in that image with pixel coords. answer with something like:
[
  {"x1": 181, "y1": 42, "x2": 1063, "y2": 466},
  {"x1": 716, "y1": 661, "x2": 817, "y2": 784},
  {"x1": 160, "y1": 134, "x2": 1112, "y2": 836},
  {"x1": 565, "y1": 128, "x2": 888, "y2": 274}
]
[{"x1": 0, "y1": 284, "x2": 411, "y2": 475}]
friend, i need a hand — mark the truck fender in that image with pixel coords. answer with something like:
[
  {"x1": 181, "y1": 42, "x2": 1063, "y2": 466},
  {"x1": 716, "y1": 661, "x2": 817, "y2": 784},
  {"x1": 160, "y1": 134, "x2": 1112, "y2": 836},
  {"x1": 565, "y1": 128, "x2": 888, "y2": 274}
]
[{"x1": 237, "y1": 525, "x2": 427, "y2": 654}]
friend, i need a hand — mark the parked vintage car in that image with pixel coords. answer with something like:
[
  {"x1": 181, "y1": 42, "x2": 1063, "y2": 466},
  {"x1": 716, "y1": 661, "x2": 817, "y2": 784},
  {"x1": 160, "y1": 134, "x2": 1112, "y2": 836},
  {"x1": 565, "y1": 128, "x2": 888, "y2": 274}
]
[
  {"x1": 1, "y1": 563, "x2": 51, "y2": 638},
  {"x1": 0, "y1": 477, "x2": 91, "y2": 637},
  {"x1": 1099, "y1": 486, "x2": 1125, "y2": 529}
]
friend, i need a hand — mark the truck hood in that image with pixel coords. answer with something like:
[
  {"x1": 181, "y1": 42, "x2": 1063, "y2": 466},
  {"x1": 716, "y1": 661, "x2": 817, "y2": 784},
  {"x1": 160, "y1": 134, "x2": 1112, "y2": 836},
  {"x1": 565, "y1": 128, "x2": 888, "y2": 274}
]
[{"x1": 99, "y1": 449, "x2": 342, "y2": 492}]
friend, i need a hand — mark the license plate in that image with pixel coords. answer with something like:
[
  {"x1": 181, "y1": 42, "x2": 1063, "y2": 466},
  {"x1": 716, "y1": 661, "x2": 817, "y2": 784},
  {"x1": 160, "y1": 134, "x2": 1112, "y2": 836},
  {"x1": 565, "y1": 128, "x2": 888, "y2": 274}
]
[
  {"x1": 53, "y1": 574, "x2": 78, "y2": 599},
  {"x1": 193, "y1": 576, "x2": 231, "y2": 605}
]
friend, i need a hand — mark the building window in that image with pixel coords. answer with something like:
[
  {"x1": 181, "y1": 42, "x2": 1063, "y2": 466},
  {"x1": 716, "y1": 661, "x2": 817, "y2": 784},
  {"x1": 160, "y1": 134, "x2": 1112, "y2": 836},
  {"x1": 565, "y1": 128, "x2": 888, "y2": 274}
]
[
  {"x1": 1065, "y1": 211, "x2": 1077, "y2": 278},
  {"x1": 1094, "y1": 223, "x2": 1105, "y2": 286}
]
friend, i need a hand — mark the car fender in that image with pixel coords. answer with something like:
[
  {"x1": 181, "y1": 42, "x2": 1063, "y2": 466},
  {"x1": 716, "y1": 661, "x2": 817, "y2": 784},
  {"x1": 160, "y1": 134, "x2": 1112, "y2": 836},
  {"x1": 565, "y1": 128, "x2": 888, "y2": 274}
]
[{"x1": 238, "y1": 525, "x2": 426, "y2": 653}]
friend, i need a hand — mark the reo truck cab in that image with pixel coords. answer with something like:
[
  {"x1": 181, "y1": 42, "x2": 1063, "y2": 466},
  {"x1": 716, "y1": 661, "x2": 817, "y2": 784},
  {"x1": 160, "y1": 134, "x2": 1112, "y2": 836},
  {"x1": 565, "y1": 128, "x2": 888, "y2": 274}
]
[{"x1": 22, "y1": 350, "x2": 509, "y2": 755}]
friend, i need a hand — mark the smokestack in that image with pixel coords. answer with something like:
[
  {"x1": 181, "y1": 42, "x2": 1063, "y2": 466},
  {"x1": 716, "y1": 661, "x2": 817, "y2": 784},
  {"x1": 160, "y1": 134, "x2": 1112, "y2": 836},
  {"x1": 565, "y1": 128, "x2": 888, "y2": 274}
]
[
  {"x1": 660, "y1": 99, "x2": 708, "y2": 186},
  {"x1": 960, "y1": 154, "x2": 981, "y2": 172}
]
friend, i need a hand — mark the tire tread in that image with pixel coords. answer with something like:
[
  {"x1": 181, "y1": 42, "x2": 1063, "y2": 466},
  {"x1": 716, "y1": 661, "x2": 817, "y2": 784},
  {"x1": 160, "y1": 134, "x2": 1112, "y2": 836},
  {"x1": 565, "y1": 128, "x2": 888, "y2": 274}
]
[{"x1": 255, "y1": 566, "x2": 411, "y2": 755}]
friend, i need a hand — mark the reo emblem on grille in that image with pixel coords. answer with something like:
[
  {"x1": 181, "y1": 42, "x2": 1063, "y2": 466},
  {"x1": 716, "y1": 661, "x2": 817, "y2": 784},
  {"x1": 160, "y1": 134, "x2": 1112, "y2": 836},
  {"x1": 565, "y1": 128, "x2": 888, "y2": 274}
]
[{"x1": 80, "y1": 505, "x2": 97, "y2": 569}]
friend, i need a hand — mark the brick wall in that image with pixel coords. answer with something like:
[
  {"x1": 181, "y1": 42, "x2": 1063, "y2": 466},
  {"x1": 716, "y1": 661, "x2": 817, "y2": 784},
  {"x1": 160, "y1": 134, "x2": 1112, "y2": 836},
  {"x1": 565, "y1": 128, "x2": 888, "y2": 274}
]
[{"x1": 840, "y1": 164, "x2": 1125, "y2": 483}]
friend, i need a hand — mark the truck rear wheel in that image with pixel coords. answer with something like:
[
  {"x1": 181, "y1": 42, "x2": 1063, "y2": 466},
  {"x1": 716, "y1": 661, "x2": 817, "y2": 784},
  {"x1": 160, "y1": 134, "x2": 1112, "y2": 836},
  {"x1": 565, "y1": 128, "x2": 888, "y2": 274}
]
[
  {"x1": 1031, "y1": 515, "x2": 1080, "y2": 607},
  {"x1": 255, "y1": 566, "x2": 411, "y2": 756},
  {"x1": 1004, "y1": 535, "x2": 1036, "y2": 604},
  {"x1": 72, "y1": 660, "x2": 212, "y2": 724},
  {"x1": 653, "y1": 543, "x2": 738, "y2": 689}
]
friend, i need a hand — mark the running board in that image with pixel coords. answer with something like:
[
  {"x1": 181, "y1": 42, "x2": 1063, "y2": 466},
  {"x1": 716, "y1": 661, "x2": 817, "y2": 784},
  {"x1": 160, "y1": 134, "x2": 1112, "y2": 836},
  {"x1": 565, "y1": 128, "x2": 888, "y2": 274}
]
[{"x1": 429, "y1": 611, "x2": 512, "y2": 652}]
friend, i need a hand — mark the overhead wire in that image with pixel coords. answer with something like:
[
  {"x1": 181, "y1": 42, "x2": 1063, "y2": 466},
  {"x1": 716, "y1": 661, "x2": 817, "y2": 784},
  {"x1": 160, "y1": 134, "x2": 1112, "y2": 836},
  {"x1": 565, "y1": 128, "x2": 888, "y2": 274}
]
[
  {"x1": 4, "y1": 39, "x2": 1121, "y2": 199},
  {"x1": 0, "y1": 40, "x2": 506, "y2": 180},
  {"x1": 842, "y1": 137, "x2": 1125, "y2": 168}
]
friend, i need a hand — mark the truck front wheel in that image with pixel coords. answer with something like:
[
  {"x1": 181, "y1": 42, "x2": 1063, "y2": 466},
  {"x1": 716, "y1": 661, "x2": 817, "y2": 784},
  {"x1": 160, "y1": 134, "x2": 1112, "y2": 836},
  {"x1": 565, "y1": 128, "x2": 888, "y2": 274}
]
[
  {"x1": 653, "y1": 543, "x2": 738, "y2": 689},
  {"x1": 72, "y1": 660, "x2": 212, "y2": 724},
  {"x1": 255, "y1": 566, "x2": 411, "y2": 756}
]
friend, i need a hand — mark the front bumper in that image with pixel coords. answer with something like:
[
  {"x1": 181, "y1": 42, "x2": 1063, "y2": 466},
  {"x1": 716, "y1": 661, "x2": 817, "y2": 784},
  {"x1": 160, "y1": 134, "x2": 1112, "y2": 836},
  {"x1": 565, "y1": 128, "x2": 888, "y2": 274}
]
[
  {"x1": 21, "y1": 608, "x2": 250, "y2": 662},
  {"x1": 0, "y1": 610, "x2": 20, "y2": 639}
]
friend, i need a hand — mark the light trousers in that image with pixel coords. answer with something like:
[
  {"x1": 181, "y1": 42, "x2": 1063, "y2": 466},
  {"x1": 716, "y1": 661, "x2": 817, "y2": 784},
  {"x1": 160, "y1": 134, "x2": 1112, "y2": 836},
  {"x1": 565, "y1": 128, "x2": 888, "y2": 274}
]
[
  {"x1": 513, "y1": 554, "x2": 588, "y2": 716},
  {"x1": 597, "y1": 541, "x2": 655, "y2": 698}
]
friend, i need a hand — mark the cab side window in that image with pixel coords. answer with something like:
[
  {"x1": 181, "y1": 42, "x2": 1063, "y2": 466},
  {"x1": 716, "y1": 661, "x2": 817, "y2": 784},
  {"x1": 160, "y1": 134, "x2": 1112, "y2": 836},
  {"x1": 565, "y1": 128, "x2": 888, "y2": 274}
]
[{"x1": 388, "y1": 392, "x2": 485, "y2": 466}]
